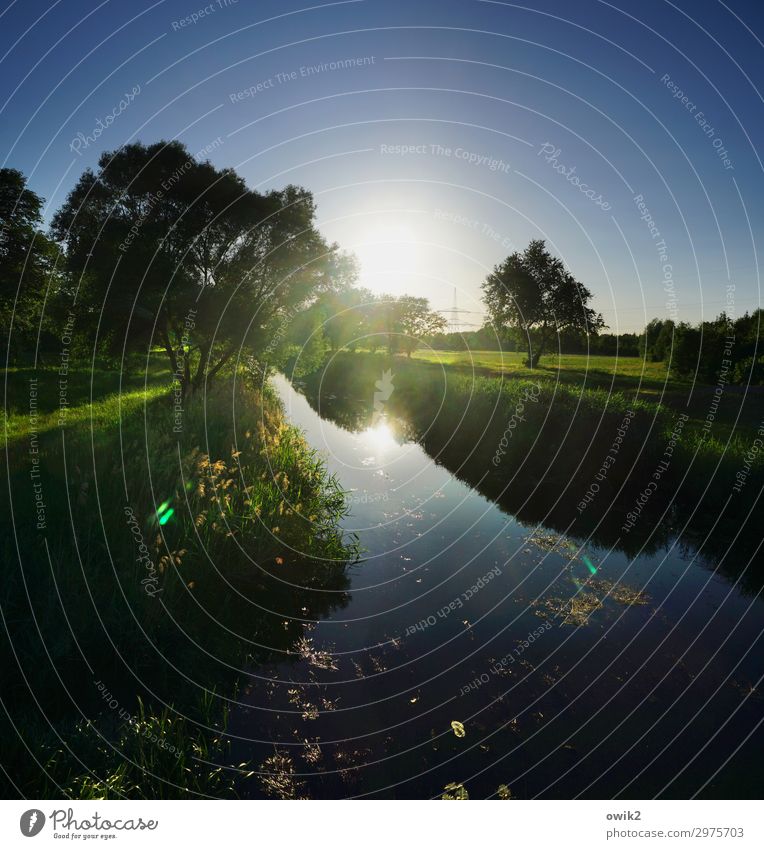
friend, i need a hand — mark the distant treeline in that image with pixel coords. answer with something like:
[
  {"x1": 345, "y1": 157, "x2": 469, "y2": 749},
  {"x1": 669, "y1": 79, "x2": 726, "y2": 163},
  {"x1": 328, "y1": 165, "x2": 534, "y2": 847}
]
[
  {"x1": 640, "y1": 313, "x2": 763, "y2": 384},
  {"x1": 426, "y1": 311, "x2": 763, "y2": 385},
  {"x1": 423, "y1": 326, "x2": 647, "y2": 356}
]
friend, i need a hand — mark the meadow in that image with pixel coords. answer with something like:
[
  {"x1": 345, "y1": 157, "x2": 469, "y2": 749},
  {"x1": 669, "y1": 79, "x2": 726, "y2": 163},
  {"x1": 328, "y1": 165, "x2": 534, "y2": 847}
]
[
  {"x1": 412, "y1": 348, "x2": 764, "y2": 441},
  {"x1": 412, "y1": 348, "x2": 673, "y2": 389}
]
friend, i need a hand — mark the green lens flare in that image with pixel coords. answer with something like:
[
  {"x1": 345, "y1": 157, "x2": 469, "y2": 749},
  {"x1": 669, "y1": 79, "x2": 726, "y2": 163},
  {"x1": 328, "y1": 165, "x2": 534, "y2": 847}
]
[
  {"x1": 156, "y1": 499, "x2": 172, "y2": 516},
  {"x1": 582, "y1": 555, "x2": 597, "y2": 575},
  {"x1": 158, "y1": 508, "x2": 175, "y2": 526}
]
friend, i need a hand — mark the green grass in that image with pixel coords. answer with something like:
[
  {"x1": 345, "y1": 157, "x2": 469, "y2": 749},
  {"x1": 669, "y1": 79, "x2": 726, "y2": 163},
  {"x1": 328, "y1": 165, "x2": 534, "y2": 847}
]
[
  {"x1": 1, "y1": 362, "x2": 357, "y2": 798},
  {"x1": 412, "y1": 349, "x2": 675, "y2": 392},
  {"x1": 411, "y1": 349, "x2": 763, "y2": 441},
  {"x1": 3, "y1": 355, "x2": 172, "y2": 445}
]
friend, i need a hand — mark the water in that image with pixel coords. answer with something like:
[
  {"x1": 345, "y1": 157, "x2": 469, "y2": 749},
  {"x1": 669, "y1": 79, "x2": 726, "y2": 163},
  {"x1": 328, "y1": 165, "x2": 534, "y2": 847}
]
[{"x1": 230, "y1": 374, "x2": 764, "y2": 799}]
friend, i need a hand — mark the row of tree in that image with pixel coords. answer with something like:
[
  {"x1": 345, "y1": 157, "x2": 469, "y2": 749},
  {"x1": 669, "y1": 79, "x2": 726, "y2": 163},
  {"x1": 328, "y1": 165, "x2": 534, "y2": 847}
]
[
  {"x1": 424, "y1": 328, "x2": 644, "y2": 356},
  {"x1": 2, "y1": 151, "x2": 761, "y2": 387},
  {"x1": 2, "y1": 147, "x2": 450, "y2": 391},
  {"x1": 279, "y1": 288, "x2": 446, "y2": 371},
  {"x1": 641, "y1": 313, "x2": 763, "y2": 384},
  {"x1": 2, "y1": 143, "x2": 356, "y2": 395},
  {"x1": 439, "y1": 241, "x2": 762, "y2": 385},
  {"x1": 0, "y1": 168, "x2": 63, "y2": 358}
]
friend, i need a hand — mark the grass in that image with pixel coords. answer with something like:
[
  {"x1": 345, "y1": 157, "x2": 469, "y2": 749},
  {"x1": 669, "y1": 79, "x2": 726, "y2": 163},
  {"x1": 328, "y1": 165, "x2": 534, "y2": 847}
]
[
  {"x1": 411, "y1": 348, "x2": 764, "y2": 441},
  {"x1": 1, "y1": 361, "x2": 357, "y2": 798},
  {"x1": 41, "y1": 697, "x2": 238, "y2": 799},
  {"x1": 412, "y1": 348, "x2": 675, "y2": 392}
]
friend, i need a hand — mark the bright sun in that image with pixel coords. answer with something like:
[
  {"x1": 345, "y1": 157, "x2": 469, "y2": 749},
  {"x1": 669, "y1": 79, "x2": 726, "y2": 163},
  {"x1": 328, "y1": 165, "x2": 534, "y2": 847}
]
[{"x1": 354, "y1": 223, "x2": 424, "y2": 283}]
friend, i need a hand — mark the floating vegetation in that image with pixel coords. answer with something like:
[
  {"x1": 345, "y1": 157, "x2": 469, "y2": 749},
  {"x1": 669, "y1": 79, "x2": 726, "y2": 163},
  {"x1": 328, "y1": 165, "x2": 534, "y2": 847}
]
[
  {"x1": 442, "y1": 782, "x2": 469, "y2": 800},
  {"x1": 287, "y1": 687, "x2": 320, "y2": 720},
  {"x1": 451, "y1": 720, "x2": 466, "y2": 738},
  {"x1": 526, "y1": 531, "x2": 580, "y2": 558},
  {"x1": 497, "y1": 784, "x2": 512, "y2": 799},
  {"x1": 527, "y1": 534, "x2": 604, "y2": 578},
  {"x1": 333, "y1": 747, "x2": 371, "y2": 787},
  {"x1": 533, "y1": 592, "x2": 599, "y2": 626},
  {"x1": 587, "y1": 578, "x2": 650, "y2": 607},
  {"x1": 259, "y1": 751, "x2": 305, "y2": 799},
  {"x1": 301, "y1": 704, "x2": 320, "y2": 721},
  {"x1": 534, "y1": 575, "x2": 649, "y2": 626},
  {"x1": 295, "y1": 636, "x2": 338, "y2": 670},
  {"x1": 302, "y1": 739, "x2": 322, "y2": 766}
]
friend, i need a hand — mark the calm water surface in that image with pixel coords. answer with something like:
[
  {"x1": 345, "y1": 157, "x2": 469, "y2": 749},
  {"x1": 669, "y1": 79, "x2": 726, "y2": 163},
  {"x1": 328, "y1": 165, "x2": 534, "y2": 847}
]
[{"x1": 230, "y1": 374, "x2": 764, "y2": 799}]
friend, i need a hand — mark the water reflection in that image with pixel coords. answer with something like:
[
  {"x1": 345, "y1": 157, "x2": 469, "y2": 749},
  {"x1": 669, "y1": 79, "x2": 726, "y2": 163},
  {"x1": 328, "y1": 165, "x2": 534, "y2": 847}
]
[
  {"x1": 297, "y1": 360, "x2": 763, "y2": 592},
  {"x1": 229, "y1": 371, "x2": 764, "y2": 800}
]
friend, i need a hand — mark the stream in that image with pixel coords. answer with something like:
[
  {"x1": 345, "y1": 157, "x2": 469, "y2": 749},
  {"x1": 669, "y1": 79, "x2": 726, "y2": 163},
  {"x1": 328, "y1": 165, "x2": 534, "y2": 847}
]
[{"x1": 229, "y1": 373, "x2": 764, "y2": 799}]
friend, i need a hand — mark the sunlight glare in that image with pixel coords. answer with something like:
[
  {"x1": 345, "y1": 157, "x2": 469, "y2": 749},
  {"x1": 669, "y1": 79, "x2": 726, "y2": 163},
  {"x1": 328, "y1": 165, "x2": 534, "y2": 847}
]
[
  {"x1": 362, "y1": 420, "x2": 398, "y2": 454},
  {"x1": 354, "y1": 223, "x2": 424, "y2": 281}
]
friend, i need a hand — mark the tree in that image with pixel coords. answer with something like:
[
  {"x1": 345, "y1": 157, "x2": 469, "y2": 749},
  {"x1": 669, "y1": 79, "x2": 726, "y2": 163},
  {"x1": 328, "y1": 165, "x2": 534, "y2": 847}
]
[
  {"x1": 670, "y1": 322, "x2": 701, "y2": 377},
  {"x1": 640, "y1": 318, "x2": 675, "y2": 361},
  {"x1": 318, "y1": 284, "x2": 371, "y2": 353},
  {"x1": 51, "y1": 141, "x2": 351, "y2": 394},
  {"x1": 385, "y1": 295, "x2": 447, "y2": 356},
  {"x1": 1, "y1": 168, "x2": 62, "y2": 362},
  {"x1": 362, "y1": 298, "x2": 390, "y2": 353},
  {"x1": 481, "y1": 239, "x2": 605, "y2": 367}
]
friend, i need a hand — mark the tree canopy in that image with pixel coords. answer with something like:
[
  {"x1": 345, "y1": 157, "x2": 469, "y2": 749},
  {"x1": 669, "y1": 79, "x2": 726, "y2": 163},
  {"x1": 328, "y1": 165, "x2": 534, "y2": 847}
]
[
  {"x1": 384, "y1": 295, "x2": 447, "y2": 356},
  {"x1": 51, "y1": 140, "x2": 353, "y2": 393},
  {"x1": 481, "y1": 239, "x2": 605, "y2": 367},
  {"x1": 1, "y1": 168, "x2": 62, "y2": 362}
]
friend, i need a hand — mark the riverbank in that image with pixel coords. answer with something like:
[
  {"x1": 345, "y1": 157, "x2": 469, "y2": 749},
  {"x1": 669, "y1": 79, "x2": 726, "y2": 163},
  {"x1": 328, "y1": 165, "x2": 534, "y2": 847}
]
[
  {"x1": 298, "y1": 353, "x2": 763, "y2": 579},
  {"x1": 411, "y1": 348, "x2": 764, "y2": 441},
  {"x1": 1, "y1": 367, "x2": 356, "y2": 797}
]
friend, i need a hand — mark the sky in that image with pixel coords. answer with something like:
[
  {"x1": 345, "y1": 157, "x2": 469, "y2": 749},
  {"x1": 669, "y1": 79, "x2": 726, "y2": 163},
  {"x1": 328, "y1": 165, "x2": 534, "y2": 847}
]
[{"x1": 2, "y1": 0, "x2": 764, "y2": 332}]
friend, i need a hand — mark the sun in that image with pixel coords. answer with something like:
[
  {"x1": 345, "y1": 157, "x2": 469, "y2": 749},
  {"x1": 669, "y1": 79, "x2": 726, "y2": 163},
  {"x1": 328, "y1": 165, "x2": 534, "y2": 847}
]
[{"x1": 353, "y1": 223, "x2": 424, "y2": 284}]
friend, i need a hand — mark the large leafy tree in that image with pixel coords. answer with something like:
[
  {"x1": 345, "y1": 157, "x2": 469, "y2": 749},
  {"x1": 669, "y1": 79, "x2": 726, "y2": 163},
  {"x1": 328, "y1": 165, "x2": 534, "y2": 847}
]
[
  {"x1": 51, "y1": 141, "x2": 350, "y2": 393},
  {"x1": 1, "y1": 168, "x2": 62, "y2": 362},
  {"x1": 482, "y1": 239, "x2": 605, "y2": 367},
  {"x1": 391, "y1": 295, "x2": 447, "y2": 356},
  {"x1": 327, "y1": 285, "x2": 374, "y2": 353},
  {"x1": 382, "y1": 295, "x2": 446, "y2": 356}
]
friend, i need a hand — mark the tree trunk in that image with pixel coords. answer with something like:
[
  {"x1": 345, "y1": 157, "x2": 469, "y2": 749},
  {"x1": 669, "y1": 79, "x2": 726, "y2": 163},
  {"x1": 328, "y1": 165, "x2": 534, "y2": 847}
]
[
  {"x1": 161, "y1": 327, "x2": 184, "y2": 393},
  {"x1": 527, "y1": 330, "x2": 547, "y2": 368},
  {"x1": 527, "y1": 337, "x2": 536, "y2": 369}
]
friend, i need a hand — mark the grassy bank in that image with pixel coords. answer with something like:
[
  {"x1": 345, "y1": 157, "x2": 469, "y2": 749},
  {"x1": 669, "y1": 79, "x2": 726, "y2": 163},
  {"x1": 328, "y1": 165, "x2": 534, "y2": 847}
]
[
  {"x1": 299, "y1": 352, "x2": 763, "y2": 579},
  {"x1": 1, "y1": 365, "x2": 356, "y2": 798},
  {"x1": 413, "y1": 348, "x2": 673, "y2": 389},
  {"x1": 412, "y1": 348, "x2": 764, "y2": 441}
]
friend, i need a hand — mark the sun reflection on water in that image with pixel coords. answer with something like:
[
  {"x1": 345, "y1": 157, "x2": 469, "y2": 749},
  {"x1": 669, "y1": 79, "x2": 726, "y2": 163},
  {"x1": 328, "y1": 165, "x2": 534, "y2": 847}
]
[{"x1": 361, "y1": 420, "x2": 398, "y2": 454}]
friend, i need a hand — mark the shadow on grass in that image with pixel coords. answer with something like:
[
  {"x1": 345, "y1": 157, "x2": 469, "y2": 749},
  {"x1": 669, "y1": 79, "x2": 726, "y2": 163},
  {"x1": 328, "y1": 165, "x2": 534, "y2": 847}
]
[{"x1": 1, "y1": 375, "x2": 356, "y2": 798}]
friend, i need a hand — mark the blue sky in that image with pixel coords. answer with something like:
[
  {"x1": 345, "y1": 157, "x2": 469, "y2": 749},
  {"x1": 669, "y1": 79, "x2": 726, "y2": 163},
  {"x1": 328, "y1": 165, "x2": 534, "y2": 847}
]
[{"x1": 2, "y1": 0, "x2": 763, "y2": 331}]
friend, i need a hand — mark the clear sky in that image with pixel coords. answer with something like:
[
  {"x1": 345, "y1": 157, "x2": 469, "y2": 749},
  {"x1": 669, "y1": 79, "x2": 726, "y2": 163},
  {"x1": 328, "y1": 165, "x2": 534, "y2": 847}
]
[{"x1": 2, "y1": 0, "x2": 763, "y2": 331}]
